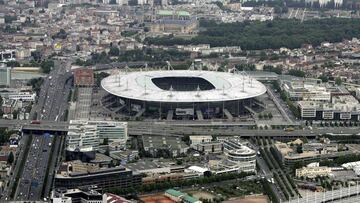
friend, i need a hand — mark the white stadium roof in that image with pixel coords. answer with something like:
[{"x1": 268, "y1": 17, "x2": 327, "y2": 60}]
[{"x1": 101, "y1": 70, "x2": 267, "y2": 103}]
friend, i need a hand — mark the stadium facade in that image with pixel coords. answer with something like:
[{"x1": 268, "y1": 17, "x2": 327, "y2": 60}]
[{"x1": 101, "y1": 70, "x2": 267, "y2": 119}]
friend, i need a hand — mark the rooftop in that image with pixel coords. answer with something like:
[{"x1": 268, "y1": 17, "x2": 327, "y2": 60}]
[
  {"x1": 101, "y1": 70, "x2": 266, "y2": 103},
  {"x1": 158, "y1": 10, "x2": 190, "y2": 17}
]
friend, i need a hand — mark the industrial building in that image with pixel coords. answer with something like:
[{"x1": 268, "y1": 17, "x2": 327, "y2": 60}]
[
  {"x1": 141, "y1": 135, "x2": 189, "y2": 158},
  {"x1": 298, "y1": 95, "x2": 360, "y2": 120},
  {"x1": 55, "y1": 167, "x2": 142, "y2": 190}
]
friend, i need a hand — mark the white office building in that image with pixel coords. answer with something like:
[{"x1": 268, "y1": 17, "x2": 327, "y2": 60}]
[
  {"x1": 281, "y1": 79, "x2": 331, "y2": 102},
  {"x1": 66, "y1": 120, "x2": 128, "y2": 151},
  {"x1": 189, "y1": 135, "x2": 213, "y2": 147},
  {"x1": 210, "y1": 139, "x2": 256, "y2": 174},
  {"x1": 0, "y1": 65, "x2": 11, "y2": 86},
  {"x1": 0, "y1": 50, "x2": 16, "y2": 63},
  {"x1": 298, "y1": 95, "x2": 360, "y2": 120},
  {"x1": 8, "y1": 92, "x2": 36, "y2": 101}
]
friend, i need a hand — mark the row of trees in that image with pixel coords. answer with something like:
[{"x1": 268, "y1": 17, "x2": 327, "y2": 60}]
[
  {"x1": 75, "y1": 48, "x2": 190, "y2": 66},
  {"x1": 27, "y1": 77, "x2": 44, "y2": 95},
  {"x1": 7, "y1": 59, "x2": 53, "y2": 74},
  {"x1": 145, "y1": 18, "x2": 360, "y2": 50},
  {"x1": 258, "y1": 112, "x2": 273, "y2": 120},
  {"x1": 320, "y1": 154, "x2": 360, "y2": 167}
]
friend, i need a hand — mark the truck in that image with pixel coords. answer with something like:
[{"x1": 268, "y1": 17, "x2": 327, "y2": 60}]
[
  {"x1": 30, "y1": 120, "x2": 41, "y2": 124},
  {"x1": 284, "y1": 127, "x2": 294, "y2": 132}
]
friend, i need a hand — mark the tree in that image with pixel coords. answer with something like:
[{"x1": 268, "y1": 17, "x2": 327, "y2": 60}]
[
  {"x1": 335, "y1": 77, "x2": 342, "y2": 85},
  {"x1": 296, "y1": 145, "x2": 303, "y2": 153},
  {"x1": 318, "y1": 75, "x2": 329, "y2": 82},
  {"x1": 7, "y1": 152, "x2": 14, "y2": 165},
  {"x1": 40, "y1": 60, "x2": 54, "y2": 73},
  {"x1": 105, "y1": 148, "x2": 110, "y2": 156},
  {"x1": 12, "y1": 110, "x2": 19, "y2": 119},
  {"x1": 288, "y1": 69, "x2": 305, "y2": 77},
  {"x1": 108, "y1": 46, "x2": 120, "y2": 56},
  {"x1": 103, "y1": 138, "x2": 109, "y2": 145},
  {"x1": 4, "y1": 15, "x2": 17, "y2": 24},
  {"x1": 259, "y1": 51, "x2": 267, "y2": 61},
  {"x1": 274, "y1": 5, "x2": 282, "y2": 14},
  {"x1": 52, "y1": 29, "x2": 67, "y2": 39}
]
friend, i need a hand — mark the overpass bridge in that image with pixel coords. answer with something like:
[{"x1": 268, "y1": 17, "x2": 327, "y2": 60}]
[
  {"x1": 0, "y1": 119, "x2": 358, "y2": 138},
  {"x1": 0, "y1": 120, "x2": 69, "y2": 133}
]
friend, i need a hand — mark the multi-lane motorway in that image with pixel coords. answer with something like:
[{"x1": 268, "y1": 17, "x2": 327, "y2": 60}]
[
  {"x1": 15, "y1": 134, "x2": 53, "y2": 201},
  {"x1": 2, "y1": 60, "x2": 73, "y2": 201}
]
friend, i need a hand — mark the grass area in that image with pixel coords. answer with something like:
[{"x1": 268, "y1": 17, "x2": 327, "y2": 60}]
[{"x1": 212, "y1": 180, "x2": 262, "y2": 198}]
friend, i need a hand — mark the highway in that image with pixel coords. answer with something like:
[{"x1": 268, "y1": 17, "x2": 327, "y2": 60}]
[
  {"x1": 5, "y1": 60, "x2": 73, "y2": 201},
  {"x1": 14, "y1": 134, "x2": 53, "y2": 201}
]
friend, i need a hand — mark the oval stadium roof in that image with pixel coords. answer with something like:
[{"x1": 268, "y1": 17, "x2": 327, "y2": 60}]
[{"x1": 101, "y1": 70, "x2": 267, "y2": 103}]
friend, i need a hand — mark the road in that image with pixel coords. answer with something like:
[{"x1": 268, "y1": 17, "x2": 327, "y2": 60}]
[
  {"x1": 4, "y1": 60, "x2": 72, "y2": 201},
  {"x1": 14, "y1": 134, "x2": 53, "y2": 201}
]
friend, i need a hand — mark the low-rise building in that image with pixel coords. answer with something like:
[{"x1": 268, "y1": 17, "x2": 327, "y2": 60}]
[
  {"x1": 189, "y1": 135, "x2": 212, "y2": 146},
  {"x1": 165, "y1": 189, "x2": 202, "y2": 203},
  {"x1": 195, "y1": 141, "x2": 223, "y2": 154},
  {"x1": 52, "y1": 188, "x2": 107, "y2": 203},
  {"x1": 55, "y1": 167, "x2": 142, "y2": 190},
  {"x1": 296, "y1": 166, "x2": 332, "y2": 178},
  {"x1": 141, "y1": 135, "x2": 189, "y2": 158},
  {"x1": 151, "y1": 10, "x2": 198, "y2": 35},
  {"x1": 74, "y1": 68, "x2": 94, "y2": 86},
  {"x1": 274, "y1": 141, "x2": 353, "y2": 166}
]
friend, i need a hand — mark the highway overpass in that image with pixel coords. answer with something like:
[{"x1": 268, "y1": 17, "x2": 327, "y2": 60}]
[{"x1": 0, "y1": 119, "x2": 359, "y2": 138}]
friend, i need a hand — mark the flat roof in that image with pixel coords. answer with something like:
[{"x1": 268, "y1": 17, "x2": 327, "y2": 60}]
[
  {"x1": 101, "y1": 70, "x2": 267, "y2": 103},
  {"x1": 158, "y1": 10, "x2": 190, "y2": 16}
]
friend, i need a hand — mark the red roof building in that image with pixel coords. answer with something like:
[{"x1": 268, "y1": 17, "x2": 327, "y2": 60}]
[{"x1": 74, "y1": 68, "x2": 94, "y2": 86}]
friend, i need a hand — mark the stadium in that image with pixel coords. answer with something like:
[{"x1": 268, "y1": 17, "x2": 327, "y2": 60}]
[{"x1": 101, "y1": 70, "x2": 267, "y2": 120}]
